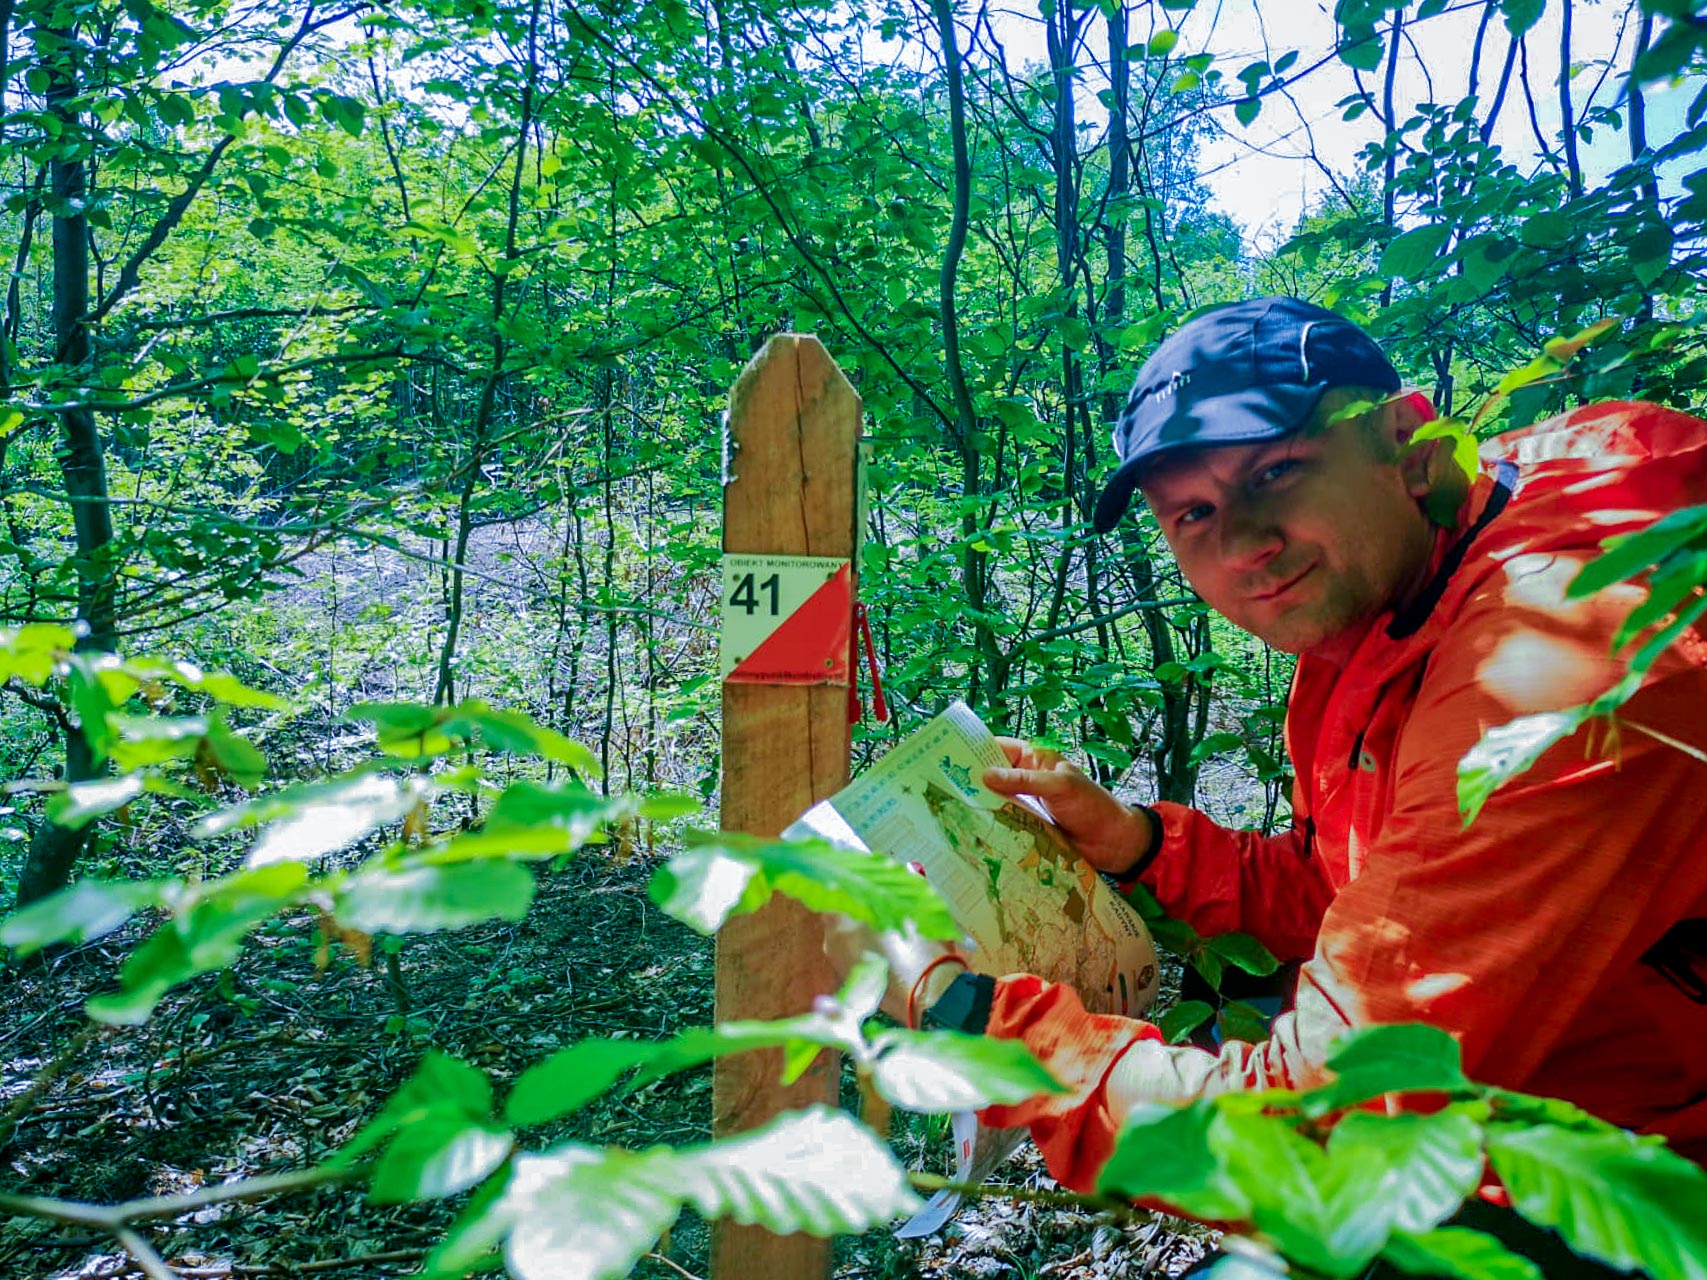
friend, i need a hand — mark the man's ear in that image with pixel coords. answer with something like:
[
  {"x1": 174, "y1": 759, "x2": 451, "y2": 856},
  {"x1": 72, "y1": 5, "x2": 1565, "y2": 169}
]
[{"x1": 1390, "y1": 392, "x2": 1468, "y2": 519}]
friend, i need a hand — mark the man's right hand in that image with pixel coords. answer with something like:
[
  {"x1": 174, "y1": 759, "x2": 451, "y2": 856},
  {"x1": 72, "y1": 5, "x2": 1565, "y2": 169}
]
[{"x1": 982, "y1": 738, "x2": 1156, "y2": 878}]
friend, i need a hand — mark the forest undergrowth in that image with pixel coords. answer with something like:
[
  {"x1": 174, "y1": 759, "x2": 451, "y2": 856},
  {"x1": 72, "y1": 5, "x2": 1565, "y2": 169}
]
[
  {"x1": 0, "y1": 515, "x2": 1219, "y2": 1279},
  {"x1": 0, "y1": 854, "x2": 1209, "y2": 1280}
]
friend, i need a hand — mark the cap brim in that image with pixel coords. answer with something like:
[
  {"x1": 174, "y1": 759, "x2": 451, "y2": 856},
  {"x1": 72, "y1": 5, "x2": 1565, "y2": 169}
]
[
  {"x1": 1093, "y1": 457, "x2": 1145, "y2": 533},
  {"x1": 1093, "y1": 382, "x2": 1333, "y2": 534}
]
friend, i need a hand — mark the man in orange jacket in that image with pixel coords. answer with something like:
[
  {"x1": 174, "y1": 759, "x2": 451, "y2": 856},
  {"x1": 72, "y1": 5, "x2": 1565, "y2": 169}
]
[{"x1": 843, "y1": 299, "x2": 1707, "y2": 1238}]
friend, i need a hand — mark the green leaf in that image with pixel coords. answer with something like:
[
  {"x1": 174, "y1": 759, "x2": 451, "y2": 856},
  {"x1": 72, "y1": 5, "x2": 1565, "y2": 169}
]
[
  {"x1": 1158, "y1": 1000, "x2": 1215, "y2": 1044},
  {"x1": 1485, "y1": 1090, "x2": 1620, "y2": 1135},
  {"x1": 194, "y1": 671, "x2": 289, "y2": 711},
  {"x1": 867, "y1": 1029, "x2": 1063, "y2": 1111},
  {"x1": 1380, "y1": 225, "x2": 1450, "y2": 281},
  {"x1": 123, "y1": 659, "x2": 291, "y2": 711},
  {"x1": 106, "y1": 714, "x2": 208, "y2": 771},
  {"x1": 202, "y1": 715, "x2": 266, "y2": 788},
  {"x1": 1188, "y1": 731, "x2": 1245, "y2": 766},
  {"x1": 435, "y1": 781, "x2": 630, "y2": 861},
  {"x1": 1381, "y1": 1227, "x2": 1542, "y2": 1280},
  {"x1": 46, "y1": 775, "x2": 145, "y2": 831},
  {"x1": 1500, "y1": 0, "x2": 1543, "y2": 37},
  {"x1": 0, "y1": 878, "x2": 171, "y2": 955},
  {"x1": 1455, "y1": 673, "x2": 1639, "y2": 825},
  {"x1": 1302, "y1": 1024, "x2": 1471, "y2": 1116},
  {"x1": 1148, "y1": 913, "x2": 1200, "y2": 955},
  {"x1": 348, "y1": 701, "x2": 601, "y2": 775},
  {"x1": 341, "y1": 1051, "x2": 496, "y2": 1164},
  {"x1": 1327, "y1": 1111, "x2": 1484, "y2": 1233},
  {"x1": 1568, "y1": 505, "x2": 1707, "y2": 598},
  {"x1": 371, "y1": 1118, "x2": 513, "y2": 1204},
  {"x1": 1147, "y1": 29, "x2": 1179, "y2": 57},
  {"x1": 504, "y1": 1040, "x2": 667, "y2": 1127},
  {"x1": 1099, "y1": 1101, "x2": 1252, "y2": 1221},
  {"x1": 440, "y1": 703, "x2": 602, "y2": 775},
  {"x1": 648, "y1": 833, "x2": 958, "y2": 940},
  {"x1": 637, "y1": 792, "x2": 702, "y2": 822},
  {"x1": 673, "y1": 1106, "x2": 920, "y2": 1234},
  {"x1": 1338, "y1": 24, "x2": 1385, "y2": 71},
  {"x1": 341, "y1": 1052, "x2": 513, "y2": 1205},
  {"x1": 1517, "y1": 209, "x2": 1571, "y2": 249},
  {"x1": 1207, "y1": 932, "x2": 1280, "y2": 977},
  {"x1": 1455, "y1": 705, "x2": 1589, "y2": 826},
  {"x1": 1234, "y1": 97, "x2": 1260, "y2": 126},
  {"x1": 1610, "y1": 549, "x2": 1707, "y2": 650},
  {"x1": 507, "y1": 1012, "x2": 854, "y2": 1129},
  {"x1": 336, "y1": 861, "x2": 535, "y2": 935},
  {"x1": 1191, "y1": 946, "x2": 1226, "y2": 990},
  {"x1": 1216, "y1": 1109, "x2": 1395, "y2": 1276},
  {"x1": 200, "y1": 774, "x2": 433, "y2": 867},
  {"x1": 504, "y1": 1145, "x2": 679, "y2": 1280},
  {"x1": 0, "y1": 623, "x2": 74, "y2": 685},
  {"x1": 424, "y1": 1172, "x2": 514, "y2": 1277},
  {"x1": 499, "y1": 1108, "x2": 918, "y2": 1279},
  {"x1": 1486, "y1": 1125, "x2": 1707, "y2": 1280},
  {"x1": 1540, "y1": 317, "x2": 1618, "y2": 364},
  {"x1": 1217, "y1": 999, "x2": 1274, "y2": 1045},
  {"x1": 1493, "y1": 354, "x2": 1564, "y2": 398},
  {"x1": 88, "y1": 864, "x2": 310, "y2": 1024},
  {"x1": 835, "y1": 952, "x2": 890, "y2": 1023}
]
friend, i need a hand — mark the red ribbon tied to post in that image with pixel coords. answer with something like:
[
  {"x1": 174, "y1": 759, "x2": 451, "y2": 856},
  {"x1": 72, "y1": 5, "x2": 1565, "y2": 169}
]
[{"x1": 847, "y1": 601, "x2": 891, "y2": 725}]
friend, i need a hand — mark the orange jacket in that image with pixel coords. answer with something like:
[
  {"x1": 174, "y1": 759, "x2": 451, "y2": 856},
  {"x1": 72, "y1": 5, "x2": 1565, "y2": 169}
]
[{"x1": 982, "y1": 401, "x2": 1707, "y2": 1193}]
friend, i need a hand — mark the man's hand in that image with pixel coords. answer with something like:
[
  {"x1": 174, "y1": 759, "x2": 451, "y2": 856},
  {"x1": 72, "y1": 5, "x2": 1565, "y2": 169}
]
[{"x1": 983, "y1": 738, "x2": 1154, "y2": 877}]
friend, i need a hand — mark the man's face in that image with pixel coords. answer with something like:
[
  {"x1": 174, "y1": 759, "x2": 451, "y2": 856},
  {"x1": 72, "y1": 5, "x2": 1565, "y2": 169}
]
[{"x1": 1135, "y1": 396, "x2": 1438, "y2": 657}]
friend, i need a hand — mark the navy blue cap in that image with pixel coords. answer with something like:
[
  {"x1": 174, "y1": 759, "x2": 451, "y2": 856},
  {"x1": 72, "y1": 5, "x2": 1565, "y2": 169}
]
[{"x1": 1093, "y1": 297, "x2": 1400, "y2": 533}]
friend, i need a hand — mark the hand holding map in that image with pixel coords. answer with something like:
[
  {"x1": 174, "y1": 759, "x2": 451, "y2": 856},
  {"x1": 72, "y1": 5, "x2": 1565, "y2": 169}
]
[{"x1": 983, "y1": 737, "x2": 1157, "y2": 878}]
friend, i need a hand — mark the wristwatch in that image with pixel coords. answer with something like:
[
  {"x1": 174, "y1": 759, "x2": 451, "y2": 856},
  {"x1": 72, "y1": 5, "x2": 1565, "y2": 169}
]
[
  {"x1": 1106, "y1": 804, "x2": 1163, "y2": 893},
  {"x1": 922, "y1": 971, "x2": 997, "y2": 1034}
]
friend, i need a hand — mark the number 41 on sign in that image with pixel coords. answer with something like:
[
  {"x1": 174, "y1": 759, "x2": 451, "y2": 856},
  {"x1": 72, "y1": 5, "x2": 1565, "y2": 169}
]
[{"x1": 720, "y1": 554, "x2": 853, "y2": 685}]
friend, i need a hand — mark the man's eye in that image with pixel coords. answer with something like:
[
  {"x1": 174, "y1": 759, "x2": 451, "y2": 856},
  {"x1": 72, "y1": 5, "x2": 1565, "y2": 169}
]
[
  {"x1": 1254, "y1": 458, "x2": 1300, "y2": 487},
  {"x1": 1177, "y1": 503, "x2": 1214, "y2": 528}
]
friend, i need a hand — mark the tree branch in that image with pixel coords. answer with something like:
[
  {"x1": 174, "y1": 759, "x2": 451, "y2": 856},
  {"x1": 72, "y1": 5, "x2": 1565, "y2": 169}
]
[{"x1": 84, "y1": 4, "x2": 376, "y2": 327}]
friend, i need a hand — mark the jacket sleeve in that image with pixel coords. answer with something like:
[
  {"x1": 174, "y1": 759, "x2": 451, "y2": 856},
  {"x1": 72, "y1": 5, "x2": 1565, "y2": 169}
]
[
  {"x1": 1139, "y1": 803, "x2": 1334, "y2": 963},
  {"x1": 985, "y1": 580, "x2": 1707, "y2": 1193}
]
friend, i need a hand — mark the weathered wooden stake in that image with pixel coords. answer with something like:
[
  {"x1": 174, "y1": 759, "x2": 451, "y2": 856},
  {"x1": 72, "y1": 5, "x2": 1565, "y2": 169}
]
[{"x1": 713, "y1": 335, "x2": 860, "y2": 1280}]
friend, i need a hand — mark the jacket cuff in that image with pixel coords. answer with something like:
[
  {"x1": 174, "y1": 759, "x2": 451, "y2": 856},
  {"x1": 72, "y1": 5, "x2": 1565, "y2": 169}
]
[
  {"x1": 978, "y1": 974, "x2": 1163, "y2": 1194},
  {"x1": 1108, "y1": 805, "x2": 1163, "y2": 895}
]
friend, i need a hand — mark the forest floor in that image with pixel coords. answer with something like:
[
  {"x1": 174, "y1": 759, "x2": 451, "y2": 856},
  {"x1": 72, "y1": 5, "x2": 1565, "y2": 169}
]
[{"x1": 0, "y1": 848, "x2": 1212, "y2": 1279}]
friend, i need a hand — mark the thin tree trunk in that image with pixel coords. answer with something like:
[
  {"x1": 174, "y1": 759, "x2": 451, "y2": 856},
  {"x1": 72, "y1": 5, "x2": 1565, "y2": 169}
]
[
  {"x1": 929, "y1": 0, "x2": 997, "y2": 714},
  {"x1": 1628, "y1": 11, "x2": 1660, "y2": 209},
  {"x1": 431, "y1": 0, "x2": 543, "y2": 705},
  {"x1": 1378, "y1": 6, "x2": 1404, "y2": 309},
  {"x1": 599, "y1": 369, "x2": 618, "y2": 791},
  {"x1": 1040, "y1": 0, "x2": 1081, "y2": 659},
  {"x1": 16, "y1": 28, "x2": 118, "y2": 906},
  {"x1": 1629, "y1": 10, "x2": 1660, "y2": 326},
  {"x1": 1559, "y1": 0, "x2": 1582, "y2": 199}
]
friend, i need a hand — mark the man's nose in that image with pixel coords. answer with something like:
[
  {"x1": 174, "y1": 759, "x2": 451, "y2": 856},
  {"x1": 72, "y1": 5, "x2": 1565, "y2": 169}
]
[{"x1": 1217, "y1": 503, "x2": 1284, "y2": 570}]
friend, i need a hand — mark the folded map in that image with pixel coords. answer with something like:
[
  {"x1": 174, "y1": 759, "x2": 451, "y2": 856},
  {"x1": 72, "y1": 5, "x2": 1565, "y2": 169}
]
[{"x1": 785, "y1": 700, "x2": 1160, "y2": 1235}]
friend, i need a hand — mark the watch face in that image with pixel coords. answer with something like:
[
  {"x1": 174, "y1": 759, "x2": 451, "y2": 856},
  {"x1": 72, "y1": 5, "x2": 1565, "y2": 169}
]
[{"x1": 924, "y1": 972, "x2": 995, "y2": 1035}]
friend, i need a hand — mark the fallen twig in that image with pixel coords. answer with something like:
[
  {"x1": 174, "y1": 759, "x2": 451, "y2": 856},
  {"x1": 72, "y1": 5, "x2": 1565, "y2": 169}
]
[{"x1": 907, "y1": 1171, "x2": 1156, "y2": 1225}]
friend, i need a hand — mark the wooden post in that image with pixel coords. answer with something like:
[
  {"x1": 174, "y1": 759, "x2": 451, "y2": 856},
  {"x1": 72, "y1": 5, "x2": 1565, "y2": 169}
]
[{"x1": 714, "y1": 335, "x2": 860, "y2": 1280}]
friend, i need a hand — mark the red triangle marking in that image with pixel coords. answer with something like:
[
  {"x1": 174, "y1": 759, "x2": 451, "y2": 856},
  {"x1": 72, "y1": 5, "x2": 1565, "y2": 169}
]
[{"x1": 730, "y1": 563, "x2": 852, "y2": 685}]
